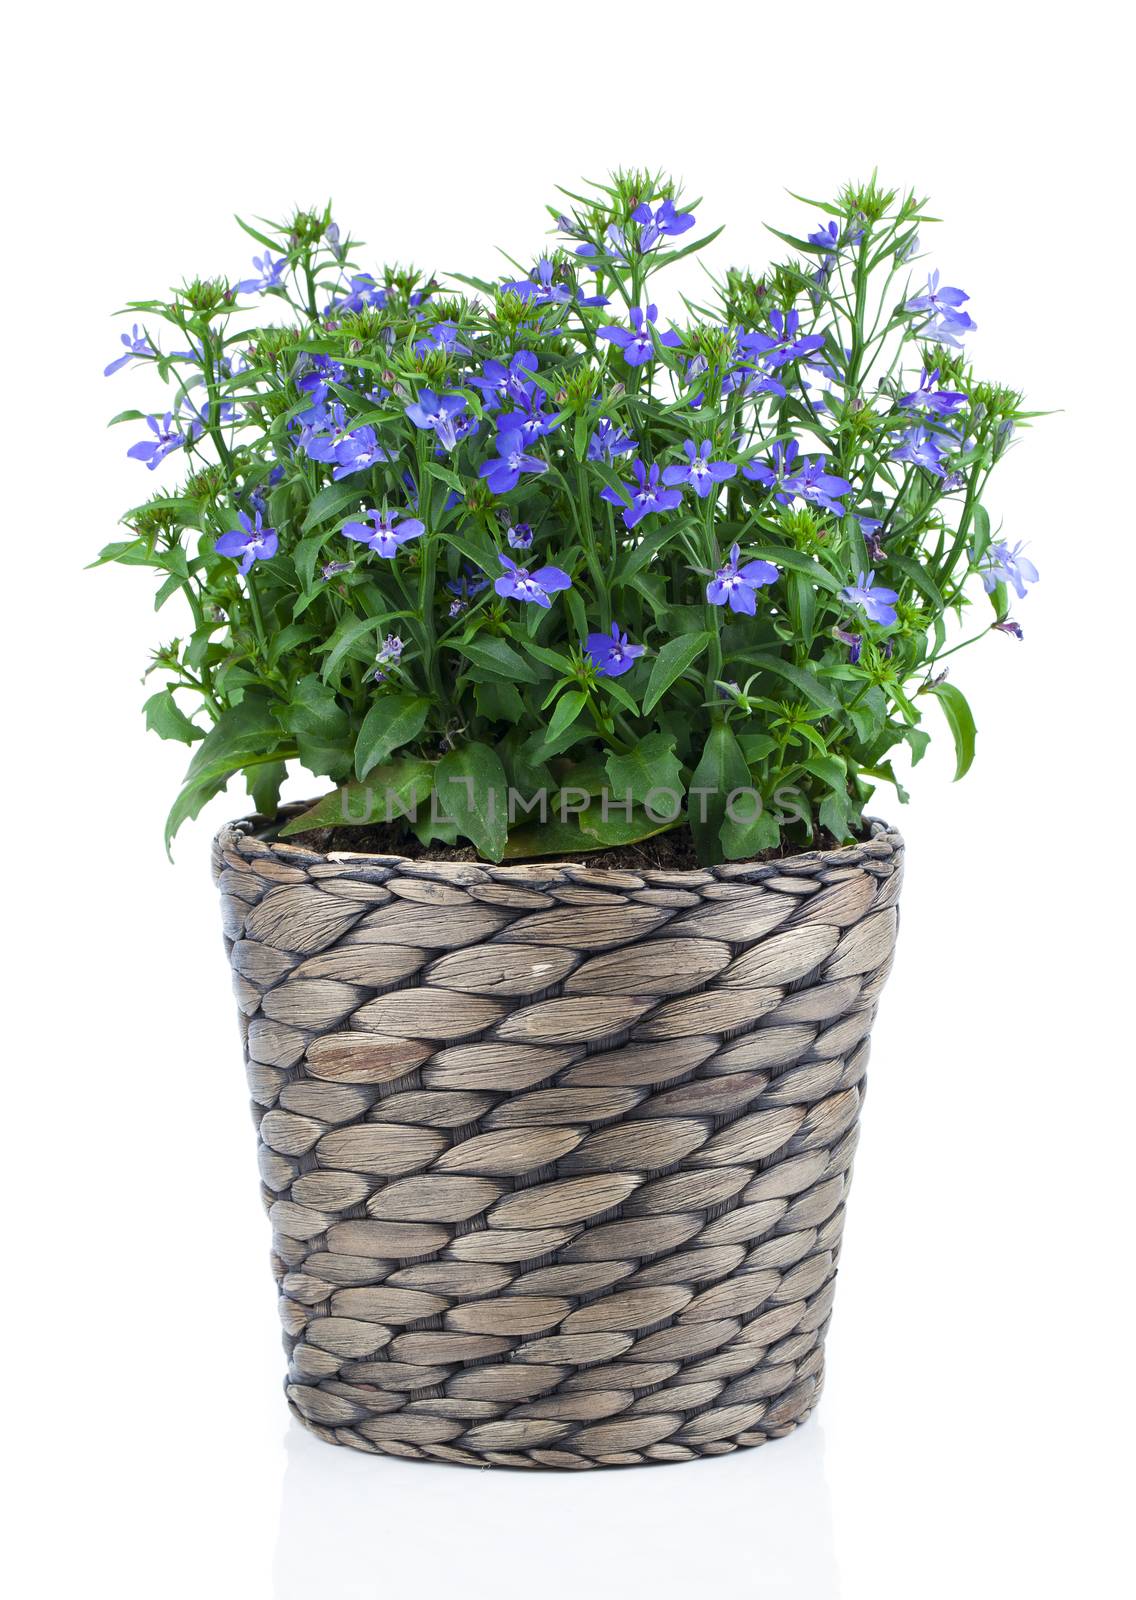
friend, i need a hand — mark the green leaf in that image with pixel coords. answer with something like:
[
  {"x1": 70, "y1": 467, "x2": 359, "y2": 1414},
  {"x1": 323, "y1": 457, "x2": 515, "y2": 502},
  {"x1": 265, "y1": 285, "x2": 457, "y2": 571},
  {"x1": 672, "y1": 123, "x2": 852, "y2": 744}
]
[
  {"x1": 605, "y1": 733, "x2": 683, "y2": 807},
  {"x1": 320, "y1": 614, "x2": 393, "y2": 682},
  {"x1": 474, "y1": 679, "x2": 525, "y2": 721},
  {"x1": 454, "y1": 634, "x2": 542, "y2": 684},
  {"x1": 248, "y1": 760, "x2": 286, "y2": 818},
  {"x1": 643, "y1": 631, "x2": 711, "y2": 715},
  {"x1": 687, "y1": 721, "x2": 751, "y2": 865},
  {"x1": 734, "y1": 653, "x2": 841, "y2": 712},
  {"x1": 276, "y1": 675, "x2": 352, "y2": 780},
  {"x1": 502, "y1": 798, "x2": 677, "y2": 859},
  {"x1": 435, "y1": 742, "x2": 508, "y2": 860},
  {"x1": 425, "y1": 461, "x2": 465, "y2": 496},
  {"x1": 279, "y1": 756, "x2": 436, "y2": 835},
  {"x1": 144, "y1": 689, "x2": 203, "y2": 744},
  {"x1": 301, "y1": 481, "x2": 368, "y2": 533},
  {"x1": 533, "y1": 689, "x2": 588, "y2": 757},
  {"x1": 926, "y1": 681, "x2": 976, "y2": 780},
  {"x1": 354, "y1": 693, "x2": 431, "y2": 780}
]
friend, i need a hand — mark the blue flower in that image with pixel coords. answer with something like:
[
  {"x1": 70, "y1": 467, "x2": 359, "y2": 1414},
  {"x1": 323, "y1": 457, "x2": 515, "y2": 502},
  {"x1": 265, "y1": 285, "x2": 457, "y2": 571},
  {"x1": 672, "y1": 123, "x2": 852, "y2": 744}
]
[
  {"x1": 507, "y1": 522, "x2": 534, "y2": 550},
  {"x1": 808, "y1": 221, "x2": 840, "y2": 251},
  {"x1": 494, "y1": 554, "x2": 572, "y2": 609},
  {"x1": 332, "y1": 426, "x2": 394, "y2": 479},
  {"x1": 371, "y1": 634, "x2": 404, "y2": 683},
  {"x1": 478, "y1": 430, "x2": 549, "y2": 494},
  {"x1": 842, "y1": 570, "x2": 899, "y2": 626},
  {"x1": 468, "y1": 351, "x2": 539, "y2": 409},
  {"x1": 236, "y1": 254, "x2": 287, "y2": 295},
  {"x1": 744, "y1": 440, "x2": 852, "y2": 516},
  {"x1": 900, "y1": 368, "x2": 968, "y2": 417},
  {"x1": 587, "y1": 418, "x2": 637, "y2": 461},
  {"x1": 104, "y1": 324, "x2": 153, "y2": 376},
  {"x1": 662, "y1": 439, "x2": 737, "y2": 499},
  {"x1": 600, "y1": 459, "x2": 684, "y2": 528},
  {"x1": 975, "y1": 540, "x2": 1038, "y2": 599},
  {"x1": 892, "y1": 425, "x2": 949, "y2": 477},
  {"x1": 341, "y1": 509, "x2": 424, "y2": 559},
  {"x1": 127, "y1": 411, "x2": 198, "y2": 469},
  {"x1": 405, "y1": 388, "x2": 469, "y2": 451},
  {"x1": 630, "y1": 197, "x2": 696, "y2": 250},
  {"x1": 326, "y1": 274, "x2": 387, "y2": 316},
  {"x1": 597, "y1": 304, "x2": 682, "y2": 367},
  {"x1": 446, "y1": 564, "x2": 490, "y2": 615},
  {"x1": 503, "y1": 259, "x2": 607, "y2": 308},
  {"x1": 214, "y1": 510, "x2": 278, "y2": 575},
  {"x1": 706, "y1": 544, "x2": 779, "y2": 614},
  {"x1": 586, "y1": 622, "x2": 645, "y2": 678},
  {"x1": 413, "y1": 321, "x2": 471, "y2": 359},
  {"x1": 296, "y1": 354, "x2": 347, "y2": 406},
  {"x1": 738, "y1": 310, "x2": 824, "y2": 370},
  {"x1": 906, "y1": 271, "x2": 976, "y2": 346}
]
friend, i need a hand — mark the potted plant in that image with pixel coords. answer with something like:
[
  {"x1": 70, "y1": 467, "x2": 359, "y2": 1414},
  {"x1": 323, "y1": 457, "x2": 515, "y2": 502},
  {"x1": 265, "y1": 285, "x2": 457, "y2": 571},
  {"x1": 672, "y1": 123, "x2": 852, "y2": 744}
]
[{"x1": 100, "y1": 171, "x2": 1035, "y2": 1467}]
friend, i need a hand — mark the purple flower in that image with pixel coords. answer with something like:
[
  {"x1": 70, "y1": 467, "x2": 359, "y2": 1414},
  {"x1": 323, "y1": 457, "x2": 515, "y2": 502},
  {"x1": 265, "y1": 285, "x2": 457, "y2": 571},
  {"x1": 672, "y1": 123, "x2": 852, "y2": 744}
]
[
  {"x1": 662, "y1": 438, "x2": 737, "y2": 499},
  {"x1": 503, "y1": 258, "x2": 607, "y2": 308},
  {"x1": 586, "y1": 622, "x2": 645, "y2": 677},
  {"x1": 127, "y1": 411, "x2": 196, "y2": 469},
  {"x1": 413, "y1": 320, "x2": 470, "y2": 358},
  {"x1": 900, "y1": 367, "x2": 968, "y2": 417},
  {"x1": 507, "y1": 522, "x2": 534, "y2": 550},
  {"x1": 333, "y1": 425, "x2": 394, "y2": 479},
  {"x1": 601, "y1": 459, "x2": 684, "y2": 529},
  {"x1": 597, "y1": 304, "x2": 682, "y2": 367},
  {"x1": 906, "y1": 271, "x2": 976, "y2": 346},
  {"x1": 975, "y1": 540, "x2": 1038, "y2": 599},
  {"x1": 236, "y1": 254, "x2": 287, "y2": 295},
  {"x1": 446, "y1": 565, "x2": 491, "y2": 615},
  {"x1": 494, "y1": 554, "x2": 572, "y2": 609},
  {"x1": 993, "y1": 619, "x2": 1024, "y2": 640},
  {"x1": 892, "y1": 425, "x2": 949, "y2": 477},
  {"x1": 478, "y1": 430, "x2": 549, "y2": 494},
  {"x1": 468, "y1": 351, "x2": 539, "y2": 409},
  {"x1": 498, "y1": 395, "x2": 559, "y2": 444},
  {"x1": 587, "y1": 418, "x2": 636, "y2": 461},
  {"x1": 371, "y1": 634, "x2": 404, "y2": 682},
  {"x1": 842, "y1": 570, "x2": 899, "y2": 626},
  {"x1": 744, "y1": 440, "x2": 852, "y2": 516},
  {"x1": 341, "y1": 509, "x2": 424, "y2": 559},
  {"x1": 104, "y1": 324, "x2": 153, "y2": 376},
  {"x1": 214, "y1": 510, "x2": 278, "y2": 575},
  {"x1": 321, "y1": 560, "x2": 354, "y2": 580},
  {"x1": 808, "y1": 220, "x2": 840, "y2": 251},
  {"x1": 834, "y1": 626, "x2": 862, "y2": 664},
  {"x1": 405, "y1": 388, "x2": 468, "y2": 451},
  {"x1": 706, "y1": 544, "x2": 779, "y2": 614},
  {"x1": 296, "y1": 354, "x2": 347, "y2": 406},
  {"x1": 790, "y1": 456, "x2": 854, "y2": 518},
  {"x1": 738, "y1": 310, "x2": 824, "y2": 370},
  {"x1": 326, "y1": 273, "x2": 387, "y2": 316},
  {"x1": 630, "y1": 197, "x2": 696, "y2": 250}
]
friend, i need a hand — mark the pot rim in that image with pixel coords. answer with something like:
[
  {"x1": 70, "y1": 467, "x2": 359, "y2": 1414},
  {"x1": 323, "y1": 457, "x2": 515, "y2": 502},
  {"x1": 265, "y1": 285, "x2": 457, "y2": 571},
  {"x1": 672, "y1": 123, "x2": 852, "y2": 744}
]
[{"x1": 215, "y1": 804, "x2": 901, "y2": 887}]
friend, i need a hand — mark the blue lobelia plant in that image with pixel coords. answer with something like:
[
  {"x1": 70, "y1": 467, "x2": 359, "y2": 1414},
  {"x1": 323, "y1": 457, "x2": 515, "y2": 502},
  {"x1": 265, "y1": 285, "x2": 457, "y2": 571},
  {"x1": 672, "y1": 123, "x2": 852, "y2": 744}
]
[{"x1": 98, "y1": 171, "x2": 1038, "y2": 863}]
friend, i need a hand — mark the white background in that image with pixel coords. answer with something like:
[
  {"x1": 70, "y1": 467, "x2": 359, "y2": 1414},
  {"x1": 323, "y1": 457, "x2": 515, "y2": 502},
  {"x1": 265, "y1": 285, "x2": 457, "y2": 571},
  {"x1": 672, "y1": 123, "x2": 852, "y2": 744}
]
[{"x1": 4, "y1": 4, "x2": 1133, "y2": 1597}]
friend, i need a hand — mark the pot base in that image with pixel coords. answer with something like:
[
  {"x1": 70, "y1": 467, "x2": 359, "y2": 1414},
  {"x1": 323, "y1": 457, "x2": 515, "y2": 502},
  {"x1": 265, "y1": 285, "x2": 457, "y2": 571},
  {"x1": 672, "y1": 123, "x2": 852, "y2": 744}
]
[{"x1": 285, "y1": 1374, "x2": 822, "y2": 1468}]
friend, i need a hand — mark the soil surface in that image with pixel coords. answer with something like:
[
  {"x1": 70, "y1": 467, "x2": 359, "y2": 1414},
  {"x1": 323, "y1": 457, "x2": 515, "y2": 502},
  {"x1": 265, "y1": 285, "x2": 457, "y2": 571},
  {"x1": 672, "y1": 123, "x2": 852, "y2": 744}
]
[{"x1": 284, "y1": 820, "x2": 853, "y2": 870}]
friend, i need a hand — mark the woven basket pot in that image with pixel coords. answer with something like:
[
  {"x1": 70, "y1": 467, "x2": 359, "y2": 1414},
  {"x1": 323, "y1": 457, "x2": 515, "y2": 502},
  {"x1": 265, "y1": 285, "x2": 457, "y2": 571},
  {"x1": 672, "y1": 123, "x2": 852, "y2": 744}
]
[{"x1": 213, "y1": 810, "x2": 902, "y2": 1469}]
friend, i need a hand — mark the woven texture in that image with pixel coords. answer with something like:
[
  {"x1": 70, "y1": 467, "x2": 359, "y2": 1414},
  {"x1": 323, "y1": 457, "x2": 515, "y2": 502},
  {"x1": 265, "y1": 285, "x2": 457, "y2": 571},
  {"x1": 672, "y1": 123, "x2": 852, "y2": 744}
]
[{"x1": 213, "y1": 812, "x2": 902, "y2": 1469}]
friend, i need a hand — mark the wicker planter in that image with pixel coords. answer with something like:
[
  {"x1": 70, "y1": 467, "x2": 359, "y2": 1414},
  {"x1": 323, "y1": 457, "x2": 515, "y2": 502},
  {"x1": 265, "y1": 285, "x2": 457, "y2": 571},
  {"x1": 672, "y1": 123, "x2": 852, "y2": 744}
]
[{"x1": 213, "y1": 810, "x2": 902, "y2": 1469}]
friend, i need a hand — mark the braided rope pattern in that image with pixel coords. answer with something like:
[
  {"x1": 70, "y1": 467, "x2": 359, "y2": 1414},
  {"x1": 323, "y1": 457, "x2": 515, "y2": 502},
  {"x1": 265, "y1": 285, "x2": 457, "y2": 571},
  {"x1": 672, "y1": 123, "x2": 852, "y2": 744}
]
[{"x1": 213, "y1": 813, "x2": 902, "y2": 1469}]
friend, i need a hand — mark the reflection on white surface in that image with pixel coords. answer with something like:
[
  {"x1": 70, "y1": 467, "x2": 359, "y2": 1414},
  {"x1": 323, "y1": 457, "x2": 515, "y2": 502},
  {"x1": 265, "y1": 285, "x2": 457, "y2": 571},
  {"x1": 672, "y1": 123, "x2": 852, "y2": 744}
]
[{"x1": 274, "y1": 1414, "x2": 838, "y2": 1600}]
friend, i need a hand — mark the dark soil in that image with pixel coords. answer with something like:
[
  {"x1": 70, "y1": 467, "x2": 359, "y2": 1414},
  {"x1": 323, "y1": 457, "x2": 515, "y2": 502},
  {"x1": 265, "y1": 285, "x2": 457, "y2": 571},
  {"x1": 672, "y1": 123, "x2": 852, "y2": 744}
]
[{"x1": 283, "y1": 819, "x2": 852, "y2": 870}]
